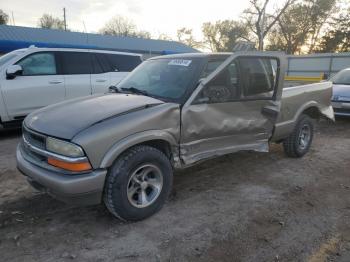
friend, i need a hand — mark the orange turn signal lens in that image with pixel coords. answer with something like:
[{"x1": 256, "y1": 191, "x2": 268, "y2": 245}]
[{"x1": 47, "y1": 157, "x2": 92, "y2": 172}]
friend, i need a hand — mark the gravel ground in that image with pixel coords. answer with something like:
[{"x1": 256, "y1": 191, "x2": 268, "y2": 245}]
[{"x1": 0, "y1": 118, "x2": 349, "y2": 262}]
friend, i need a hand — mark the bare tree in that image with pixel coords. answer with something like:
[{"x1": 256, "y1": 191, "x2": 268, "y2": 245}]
[
  {"x1": 100, "y1": 16, "x2": 137, "y2": 36},
  {"x1": 38, "y1": 14, "x2": 65, "y2": 30},
  {"x1": 135, "y1": 30, "x2": 151, "y2": 39},
  {"x1": 177, "y1": 27, "x2": 203, "y2": 48},
  {"x1": 100, "y1": 15, "x2": 151, "y2": 38},
  {"x1": 244, "y1": 0, "x2": 296, "y2": 50},
  {"x1": 0, "y1": 9, "x2": 9, "y2": 25}
]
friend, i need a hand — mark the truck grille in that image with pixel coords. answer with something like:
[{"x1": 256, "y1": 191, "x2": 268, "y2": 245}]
[{"x1": 23, "y1": 126, "x2": 46, "y2": 150}]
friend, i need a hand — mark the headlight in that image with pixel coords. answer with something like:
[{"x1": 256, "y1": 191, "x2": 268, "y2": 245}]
[{"x1": 46, "y1": 137, "x2": 84, "y2": 157}]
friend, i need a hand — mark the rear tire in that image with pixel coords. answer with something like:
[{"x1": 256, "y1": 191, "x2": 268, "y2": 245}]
[
  {"x1": 103, "y1": 145, "x2": 173, "y2": 221},
  {"x1": 283, "y1": 114, "x2": 314, "y2": 158}
]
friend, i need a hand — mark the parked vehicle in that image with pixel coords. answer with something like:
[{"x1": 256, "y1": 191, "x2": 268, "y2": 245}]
[
  {"x1": 17, "y1": 52, "x2": 334, "y2": 221},
  {"x1": 0, "y1": 46, "x2": 142, "y2": 128},
  {"x1": 330, "y1": 68, "x2": 350, "y2": 116}
]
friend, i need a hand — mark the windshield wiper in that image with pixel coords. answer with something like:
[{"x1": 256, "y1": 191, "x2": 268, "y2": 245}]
[{"x1": 121, "y1": 87, "x2": 149, "y2": 96}]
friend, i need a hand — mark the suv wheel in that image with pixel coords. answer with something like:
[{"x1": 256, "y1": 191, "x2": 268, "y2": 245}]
[
  {"x1": 103, "y1": 145, "x2": 173, "y2": 221},
  {"x1": 283, "y1": 114, "x2": 314, "y2": 158}
]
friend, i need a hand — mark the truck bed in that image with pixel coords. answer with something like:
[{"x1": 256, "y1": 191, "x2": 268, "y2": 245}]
[{"x1": 272, "y1": 81, "x2": 334, "y2": 141}]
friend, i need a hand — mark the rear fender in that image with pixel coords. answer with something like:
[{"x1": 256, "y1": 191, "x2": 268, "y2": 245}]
[{"x1": 272, "y1": 102, "x2": 334, "y2": 142}]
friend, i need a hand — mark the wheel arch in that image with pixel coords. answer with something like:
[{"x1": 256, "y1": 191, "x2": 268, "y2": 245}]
[
  {"x1": 99, "y1": 130, "x2": 179, "y2": 169},
  {"x1": 295, "y1": 101, "x2": 322, "y2": 121},
  {"x1": 272, "y1": 102, "x2": 323, "y2": 142}
]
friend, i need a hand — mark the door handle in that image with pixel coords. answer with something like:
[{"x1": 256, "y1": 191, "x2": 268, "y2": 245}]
[
  {"x1": 96, "y1": 79, "x2": 107, "y2": 83},
  {"x1": 49, "y1": 80, "x2": 63, "y2": 84}
]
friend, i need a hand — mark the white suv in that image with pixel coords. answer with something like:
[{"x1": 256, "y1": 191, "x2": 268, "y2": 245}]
[{"x1": 0, "y1": 46, "x2": 142, "y2": 128}]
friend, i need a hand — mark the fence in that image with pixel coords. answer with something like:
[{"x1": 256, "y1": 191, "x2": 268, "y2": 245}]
[{"x1": 286, "y1": 52, "x2": 350, "y2": 79}]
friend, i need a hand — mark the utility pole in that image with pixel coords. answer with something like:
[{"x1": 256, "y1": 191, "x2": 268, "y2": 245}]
[
  {"x1": 11, "y1": 11, "x2": 15, "y2": 26},
  {"x1": 63, "y1": 7, "x2": 67, "y2": 31},
  {"x1": 259, "y1": 7, "x2": 266, "y2": 51}
]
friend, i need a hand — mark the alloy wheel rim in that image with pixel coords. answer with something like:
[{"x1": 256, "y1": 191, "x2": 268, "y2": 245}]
[
  {"x1": 127, "y1": 164, "x2": 163, "y2": 208},
  {"x1": 298, "y1": 124, "x2": 311, "y2": 150}
]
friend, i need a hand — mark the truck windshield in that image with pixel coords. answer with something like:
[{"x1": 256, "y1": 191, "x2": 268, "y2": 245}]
[
  {"x1": 0, "y1": 50, "x2": 25, "y2": 68},
  {"x1": 117, "y1": 58, "x2": 203, "y2": 102},
  {"x1": 332, "y1": 70, "x2": 350, "y2": 85}
]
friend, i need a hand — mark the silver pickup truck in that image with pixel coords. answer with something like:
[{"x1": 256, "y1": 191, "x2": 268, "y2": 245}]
[{"x1": 16, "y1": 52, "x2": 334, "y2": 221}]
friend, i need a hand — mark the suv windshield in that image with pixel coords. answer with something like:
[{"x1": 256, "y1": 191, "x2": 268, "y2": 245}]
[
  {"x1": 0, "y1": 50, "x2": 25, "y2": 68},
  {"x1": 331, "y1": 69, "x2": 350, "y2": 85},
  {"x1": 116, "y1": 58, "x2": 203, "y2": 102}
]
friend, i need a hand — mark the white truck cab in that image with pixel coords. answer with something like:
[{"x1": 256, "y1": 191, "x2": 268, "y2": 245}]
[{"x1": 0, "y1": 46, "x2": 142, "y2": 128}]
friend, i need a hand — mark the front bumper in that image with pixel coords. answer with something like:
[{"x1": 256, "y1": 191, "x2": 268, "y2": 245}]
[
  {"x1": 331, "y1": 101, "x2": 350, "y2": 116},
  {"x1": 16, "y1": 145, "x2": 107, "y2": 206}
]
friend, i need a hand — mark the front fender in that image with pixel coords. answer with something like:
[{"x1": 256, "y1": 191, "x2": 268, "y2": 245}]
[{"x1": 99, "y1": 130, "x2": 179, "y2": 169}]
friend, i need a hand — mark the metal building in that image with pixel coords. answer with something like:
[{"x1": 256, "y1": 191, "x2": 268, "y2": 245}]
[
  {"x1": 0, "y1": 25, "x2": 198, "y2": 57},
  {"x1": 286, "y1": 52, "x2": 350, "y2": 78}
]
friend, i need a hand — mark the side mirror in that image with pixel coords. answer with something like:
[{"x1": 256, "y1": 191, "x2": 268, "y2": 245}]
[
  {"x1": 6, "y1": 65, "x2": 23, "y2": 79},
  {"x1": 108, "y1": 85, "x2": 120, "y2": 93}
]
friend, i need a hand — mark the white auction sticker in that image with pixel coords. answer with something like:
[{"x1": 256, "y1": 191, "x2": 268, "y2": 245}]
[{"x1": 168, "y1": 59, "x2": 192, "y2": 66}]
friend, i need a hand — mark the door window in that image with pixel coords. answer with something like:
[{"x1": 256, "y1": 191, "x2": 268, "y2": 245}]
[
  {"x1": 238, "y1": 57, "x2": 277, "y2": 98},
  {"x1": 195, "y1": 57, "x2": 278, "y2": 104},
  {"x1": 60, "y1": 52, "x2": 92, "y2": 74},
  {"x1": 17, "y1": 52, "x2": 57, "y2": 76},
  {"x1": 91, "y1": 54, "x2": 104, "y2": 74},
  {"x1": 95, "y1": 53, "x2": 112, "y2": 73},
  {"x1": 105, "y1": 54, "x2": 142, "y2": 72},
  {"x1": 196, "y1": 61, "x2": 240, "y2": 103}
]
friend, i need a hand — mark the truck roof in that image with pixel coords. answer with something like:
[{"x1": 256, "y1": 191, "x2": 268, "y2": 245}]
[{"x1": 150, "y1": 52, "x2": 232, "y2": 60}]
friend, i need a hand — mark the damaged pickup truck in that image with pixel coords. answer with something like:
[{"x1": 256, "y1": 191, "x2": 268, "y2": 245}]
[{"x1": 17, "y1": 52, "x2": 334, "y2": 221}]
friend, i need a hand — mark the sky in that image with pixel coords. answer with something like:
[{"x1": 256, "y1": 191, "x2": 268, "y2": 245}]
[{"x1": 1, "y1": 0, "x2": 253, "y2": 39}]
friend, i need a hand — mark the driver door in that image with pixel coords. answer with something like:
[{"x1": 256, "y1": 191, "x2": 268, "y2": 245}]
[{"x1": 180, "y1": 53, "x2": 285, "y2": 165}]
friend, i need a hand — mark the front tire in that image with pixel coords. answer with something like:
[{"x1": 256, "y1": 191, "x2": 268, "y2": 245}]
[
  {"x1": 103, "y1": 145, "x2": 173, "y2": 221},
  {"x1": 283, "y1": 114, "x2": 314, "y2": 158}
]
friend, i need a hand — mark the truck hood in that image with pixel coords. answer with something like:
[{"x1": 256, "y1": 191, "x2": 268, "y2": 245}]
[{"x1": 24, "y1": 93, "x2": 164, "y2": 140}]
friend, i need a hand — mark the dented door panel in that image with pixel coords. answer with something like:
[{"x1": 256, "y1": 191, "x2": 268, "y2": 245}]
[
  {"x1": 180, "y1": 52, "x2": 286, "y2": 166},
  {"x1": 180, "y1": 100, "x2": 277, "y2": 165}
]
